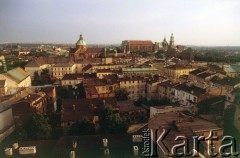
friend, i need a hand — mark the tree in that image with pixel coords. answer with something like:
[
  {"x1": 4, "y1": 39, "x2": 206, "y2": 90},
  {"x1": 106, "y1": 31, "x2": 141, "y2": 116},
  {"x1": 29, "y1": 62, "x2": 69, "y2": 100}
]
[
  {"x1": 115, "y1": 88, "x2": 130, "y2": 101},
  {"x1": 166, "y1": 47, "x2": 178, "y2": 57},
  {"x1": 155, "y1": 50, "x2": 166, "y2": 58},
  {"x1": 69, "y1": 117, "x2": 95, "y2": 136},
  {"x1": 99, "y1": 107, "x2": 128, "y2": 134},
  {"x1": 32, "y1": 71, "x2": 41, "y2": 86},
  {"x1": 40, "y1": 69, "x2": 52, "y2": 84},
  {"x1": 26, "y1": 113, "x2": 52, "y2": 140}
]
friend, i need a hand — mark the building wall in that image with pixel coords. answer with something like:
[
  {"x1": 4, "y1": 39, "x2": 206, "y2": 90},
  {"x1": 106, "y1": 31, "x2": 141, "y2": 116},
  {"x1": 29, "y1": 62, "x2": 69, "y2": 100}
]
[
  {"x1": 233, "y1": 105, "x2": 240, "y2": 133},
  {"x1": 75, "y1": 63, "x2": 86, "y2": 73},
  {"x1": 0, "y1": 75, "x2": 31, "y2": 92},
  {"x1": 158, "y1": 85, "x2": 173, "y2": 99},
  {"x1": 146, "y1": 81, "x2": 163, "y2": 100},
  {"x1": 0, "y1": 108, "x2": 15, "y2": 141},
  {"x1": 96, "y1": 72, "x2": 113, "y2": 79},
  {"x1": 164, "y1": 67, "x2": 197, "y2": 79},
  {"x1": 119, "y1": 80, "x2": 146, "y2": 100},
  {"x1": 102, "y1": 58, "x2": 113, "y2": 64},
  {"x1": 18, "y1": 76, "x2": 32, "y2": 87},
  {"x1": 92, "y1": 64, "x2": 125, "y2": 73},
  {"x1": 61, "y1": 79, "x2": 82, "y2": 86},
  {"x1": 52, "y1": 64, "x2": 76, "y2": 79},
  {"x1": 173, "y1": 89, "x2": 198, "y2": 106},
  {"x1": 122, "y1": 41, "x2": 154, "y2": 52}
]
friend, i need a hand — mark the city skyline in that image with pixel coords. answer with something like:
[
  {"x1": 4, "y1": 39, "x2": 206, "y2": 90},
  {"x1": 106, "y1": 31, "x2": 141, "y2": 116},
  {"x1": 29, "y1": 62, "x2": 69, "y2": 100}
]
[{"x1": 0, "y1": 0, "x2": 240, "y2": 46}]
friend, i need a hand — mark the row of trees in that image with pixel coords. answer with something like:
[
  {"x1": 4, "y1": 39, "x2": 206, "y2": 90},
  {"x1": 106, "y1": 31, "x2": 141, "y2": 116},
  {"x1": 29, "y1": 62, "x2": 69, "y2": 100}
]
[
  {"x1": 134, "y1": 97, "x2": 171, "y2": 106},
  {"x1": 32, "y1": 69, "x2": 55, "y2": 86},
  {"x1": 15, "y1": 107, "x2": 128, "y2": 140},
  {"x1": 69, "y1": 107, "x2": 128, "y2": 135}
]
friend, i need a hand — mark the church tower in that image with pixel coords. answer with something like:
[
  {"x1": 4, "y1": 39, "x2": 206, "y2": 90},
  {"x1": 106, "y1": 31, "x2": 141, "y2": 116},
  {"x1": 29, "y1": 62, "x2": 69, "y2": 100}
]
[
  {"x1": 162, "y1": 36, "x2": 168, "y2": 50},
  {"x1": 169, "y1": 33, "x2": 174, "y2": 48}
]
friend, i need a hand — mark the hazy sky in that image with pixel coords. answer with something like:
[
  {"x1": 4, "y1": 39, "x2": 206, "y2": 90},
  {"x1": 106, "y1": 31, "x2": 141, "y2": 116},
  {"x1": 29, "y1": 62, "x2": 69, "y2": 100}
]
[{"x1": 0, "y1": 0, "x2": 240, "y2": 46}]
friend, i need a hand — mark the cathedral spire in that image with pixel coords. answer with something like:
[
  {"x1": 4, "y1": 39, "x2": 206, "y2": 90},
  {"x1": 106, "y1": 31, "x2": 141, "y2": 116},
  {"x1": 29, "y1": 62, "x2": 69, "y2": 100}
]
[{"x1": 163, "y1": 36, "x2": 166, "y2": 42}]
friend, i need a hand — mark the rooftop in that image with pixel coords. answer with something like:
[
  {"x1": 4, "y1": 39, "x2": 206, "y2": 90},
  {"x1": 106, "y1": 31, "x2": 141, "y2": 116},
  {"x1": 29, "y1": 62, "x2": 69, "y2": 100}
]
[
  {"x1": 165, "y1": 64, "x2": 195, "y2": 70},
  {"x1": 62, "y1": 73, "x2": 84, "y2": 80},
  {"x1": 53, "y1": 61, "x2": 75, "y2": 67},
  {"x1": 174, "y1": 82, "x2": 206, "y2": 96},
  {"x1": 197, "y1": 72, "x2": 216, "y2": 79},
  {"x1": 189, "y1": 67, "x2": 207, "y2": 75},
  {"x1": 3, "y1": 67, "x2": 30, "y2": 83},
  {"x1": 214, "y1": 77, "x2": 240, "y2": 87},
  {"x1": 25, "y1": 58, "x2": 46, "y2": 67}
]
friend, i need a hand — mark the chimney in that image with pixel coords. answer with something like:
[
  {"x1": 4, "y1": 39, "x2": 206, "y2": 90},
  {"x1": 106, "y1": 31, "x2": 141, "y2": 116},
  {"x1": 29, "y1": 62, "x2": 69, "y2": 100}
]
[
  {"x1": 72, "y1": 104, "x2": 76, "y2": 111},
  {"x1": 70, "y1": 151, "x2": 75, "y2": 158},
  {"x1": 103, "y1": 138, "x2": 108, "y2": 147},
  {"x1": 72, "y1": 139, "x2": 77, "y2": 149},
  {"x1": 132, "y1": 135, "x2": 142, "y2": 143},
  {"x1": 12, "y1": 143, "x2": 19, "y2": 149},
  {"x1": 104, "y1": 148, "x2": 110, "y2": 156},
  {"x1": 133, "y1": 146, "x2": 139, "y2": 156}
]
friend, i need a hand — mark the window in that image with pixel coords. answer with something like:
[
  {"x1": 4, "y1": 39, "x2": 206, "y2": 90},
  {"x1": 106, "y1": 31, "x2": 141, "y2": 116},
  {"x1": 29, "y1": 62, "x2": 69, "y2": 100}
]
[
  {"x1": 193, "y1": 97, "x2": 197, "y2": 103},
  {"x1": 213, "y1": 131, "x2": 218, "y2": 136}
]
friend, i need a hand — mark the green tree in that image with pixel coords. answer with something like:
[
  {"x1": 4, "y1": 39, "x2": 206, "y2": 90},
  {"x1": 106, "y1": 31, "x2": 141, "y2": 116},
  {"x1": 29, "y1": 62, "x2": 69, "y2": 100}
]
[
  {"x1": 26, "y1": 113, "x2": 52, "y2": 140},
  {"x1": 99, "y1": 107, "x2": 128, "y2": 134},
  {"x1": 115, "y1": 88, "x2": 130, "y2": 101},
  {"x1": 69, "y1": 117, "x2": 95, "y2": 136},
  {"x1": 155, "y1": 50, "x2": 166, "y2": 58},
  {"x1": 40, "y1": 69, "x2": 52, "y2": 84},
  {"x1": 32, "y1": 71, "x2": 41, "y2": 86}
]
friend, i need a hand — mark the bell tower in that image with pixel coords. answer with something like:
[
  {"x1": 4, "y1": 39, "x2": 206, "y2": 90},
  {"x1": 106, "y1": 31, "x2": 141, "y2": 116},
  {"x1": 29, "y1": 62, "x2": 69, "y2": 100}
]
[{"x1": 169, "y1": 33, "x2": 174, "y2": 48}]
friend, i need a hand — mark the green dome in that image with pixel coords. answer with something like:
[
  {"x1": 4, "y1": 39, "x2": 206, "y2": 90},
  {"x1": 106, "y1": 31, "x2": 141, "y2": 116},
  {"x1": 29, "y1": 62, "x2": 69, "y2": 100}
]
[{"x1": 76, "y1": 34, "x2": 87, "y2": 46}]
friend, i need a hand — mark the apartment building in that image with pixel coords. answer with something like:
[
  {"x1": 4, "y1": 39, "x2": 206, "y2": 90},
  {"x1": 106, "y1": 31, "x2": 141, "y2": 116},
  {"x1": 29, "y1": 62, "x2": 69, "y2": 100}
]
[
  {"x1": 172, "y1": 82, "x2": 206, "y2": 106},
  {"x1": 163, "y1": 64, "x2": 197, "y2": 79},
  {"x1": 119, "y1": 76, "x2": 146, "y2": 100},
  {"x1": 52, "y1": 61, "x2": 76, "y2": 79}
]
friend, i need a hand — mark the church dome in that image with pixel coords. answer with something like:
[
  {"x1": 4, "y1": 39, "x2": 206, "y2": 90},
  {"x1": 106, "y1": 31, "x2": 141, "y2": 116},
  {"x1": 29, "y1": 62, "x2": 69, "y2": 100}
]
[{"x1": 76, "y1": 34, "x2": 87, "y2": 46}]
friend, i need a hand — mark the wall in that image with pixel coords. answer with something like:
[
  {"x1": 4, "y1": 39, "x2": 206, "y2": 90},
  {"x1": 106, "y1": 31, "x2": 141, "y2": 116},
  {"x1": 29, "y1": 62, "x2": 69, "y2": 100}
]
[{"x1": 0, "y1": 108, "x2": 15, "y2": 141}]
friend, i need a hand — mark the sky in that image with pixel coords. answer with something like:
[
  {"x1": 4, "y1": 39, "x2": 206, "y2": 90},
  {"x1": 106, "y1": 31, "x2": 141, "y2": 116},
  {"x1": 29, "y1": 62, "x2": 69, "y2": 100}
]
[{"x1": 0, "y1": 0, "x2": 240, "y2": 46}]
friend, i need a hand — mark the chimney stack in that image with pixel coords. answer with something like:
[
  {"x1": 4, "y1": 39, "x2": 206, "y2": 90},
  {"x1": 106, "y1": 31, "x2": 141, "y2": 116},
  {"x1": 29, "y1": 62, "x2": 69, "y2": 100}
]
[
  {"x1": 133, "y1": 146, "x2": 139, "y2": 156},
  {"x1": 103, "y1": 138, "x2": 108, "y2": 147},
  {"x1": 72, "y1": 139, "x2": 77, "y2": 149},
  {"x1": 70, "y1": 151, "x2": 75, "y2": 158}
]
